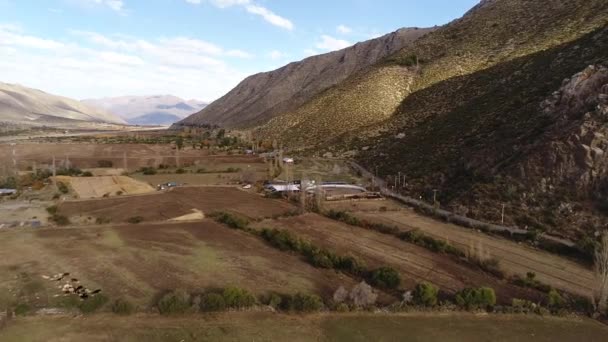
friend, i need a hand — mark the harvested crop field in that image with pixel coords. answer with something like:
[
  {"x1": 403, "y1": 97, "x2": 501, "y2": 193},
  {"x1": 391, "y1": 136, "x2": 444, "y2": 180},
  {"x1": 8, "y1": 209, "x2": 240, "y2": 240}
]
[
  {"x1": 0, "y1": 220, "x2": 357, "y2": 309},
  {"x1": 58, "y1": 186, "x2": 294, "y2": 223},
  {"x1": 3, "y1": 313, "x2": 608, "y2": 342},
  {"x1": 130, "y1": 171, "x2": 266, "y2": 187},
  {"x1": 54, "y1": 175, "x2": 154, "y2": 198},
  {"x1": 252, "y1": 214, "x2": 542, "y2": 304},
  {"x1": 354, "y1": 209, "x2": 595, "y2": 298},
  {"x1": 0, "y1": 143, "x2": 264, "y2": 171}
]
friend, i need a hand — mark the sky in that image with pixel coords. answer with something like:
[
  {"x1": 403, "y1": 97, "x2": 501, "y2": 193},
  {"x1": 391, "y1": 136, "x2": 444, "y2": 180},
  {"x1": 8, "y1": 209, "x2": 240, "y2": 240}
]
[{"x1": 0, "y1": 0, "x2": 479, "y2": 102}]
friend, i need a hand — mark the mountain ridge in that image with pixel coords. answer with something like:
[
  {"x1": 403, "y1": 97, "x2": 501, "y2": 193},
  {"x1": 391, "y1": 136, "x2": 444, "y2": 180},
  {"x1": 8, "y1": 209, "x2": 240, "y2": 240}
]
[
  {"x1": 0, "y1": 82, "x2": 126, "y2": 126},
  {"x1": 177, "y1": 27, "x2": 433, "y2": 128}
]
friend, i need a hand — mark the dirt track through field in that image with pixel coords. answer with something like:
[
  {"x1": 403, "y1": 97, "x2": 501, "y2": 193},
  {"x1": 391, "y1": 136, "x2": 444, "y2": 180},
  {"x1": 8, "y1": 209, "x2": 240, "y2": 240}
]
[
  {"x1": 253, "y1": 214, "x2": 542, "y2": 304},
  {"x1": 355, "y1": 210, "x2": 594, "y2": 297}
]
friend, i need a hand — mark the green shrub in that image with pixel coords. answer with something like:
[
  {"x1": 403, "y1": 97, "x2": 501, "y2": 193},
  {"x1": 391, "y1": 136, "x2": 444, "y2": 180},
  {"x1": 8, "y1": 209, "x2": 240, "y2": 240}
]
[
  {"x1": 369, "y1": 267, "x2": 401, "y2": 289},
  {"x1": 455, "y1": 287, "x2": 496, "y2": 310},
  {"x1": 111, "y1": 298, "x2": 134, "y2": 315},
  {"x1": 127, "y1": 216, "x2": 144, "y2": 224},
  {"x1": 157, "y1": 290, "x2": 191, "y2": 315},
  {"x1": 412, "y1": 282, "x2": 439, "y2": 306},
  {"x1": 200, "y1": 293, "x2": 226, "y2": 312},
  {"x1": 289, "y1": 293, "x2": 324, "y2": 312},
  {"x1": 512, "y1": 298, "x2": 535, "y2": 313},
  {"x1": 260, "y1": 228, "x2": 302, "y2": 251},
  {"x1": 57, "y1": 181, "x2": 69, "y2": 194},
  {"x1": 175, "y1": 168, "x2": 187, "y2": 174},
  {"x1": 211, "y1": 212, "x2": 249, "y2": 230},
  {"x1": 308, "y1": 249, "x2": 335, "y2": 269},
  {"x1": 14, "y1": 303, "x2": 30, "y2": 316},
  {"x1": 140, "y1": 167, "x2": 157, "y2": 175},
  {"x1": 222, "y1": 287, "x2": 256, "y2": 308},
  {"x1": 335, "y1": 254, "x2": 366, "y2": 276},
  {"x1": 50, "y1": 214, "x2": 70, "y2": 226},
  {"x1": 260, "y1": 292, "x2": 283, "y2": 309},
  {"x1": 547, "y1": 289, "x2": 564, "y2": 309},
  {"x1": 336, "y1": 303, "x2": 350, "y2": 312},
  {"x1": 79, "y1": 294, "x2": 109, "y2": 314},
  {"x1": 82, "y1": 171, "x2": 94, "y2": 177},
  {"x1": 510, "y1": 272, "x2": 551, "y2": 292},
  {"x1": 326, "y1": 210, "x2": 361, "y2": 226},
  {"x1": 46, "y1": 205, "x2": 58, "y2": 215}
]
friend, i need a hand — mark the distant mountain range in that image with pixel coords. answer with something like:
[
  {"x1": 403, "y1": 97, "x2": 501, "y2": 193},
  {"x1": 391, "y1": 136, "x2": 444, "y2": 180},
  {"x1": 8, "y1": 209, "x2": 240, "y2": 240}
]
[
  {"x1": 0, "y1": 82, "x2": 126, "y2": 128},
  {"x1": 83, "y1": 95, "x2": 207, "y2": 126}
]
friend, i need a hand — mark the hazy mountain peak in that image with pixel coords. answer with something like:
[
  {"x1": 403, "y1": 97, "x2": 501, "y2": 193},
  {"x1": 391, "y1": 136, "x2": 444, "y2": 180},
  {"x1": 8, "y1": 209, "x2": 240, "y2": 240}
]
[{"x1": 82, "y1": 95, "x2": 208, "y2": 126}]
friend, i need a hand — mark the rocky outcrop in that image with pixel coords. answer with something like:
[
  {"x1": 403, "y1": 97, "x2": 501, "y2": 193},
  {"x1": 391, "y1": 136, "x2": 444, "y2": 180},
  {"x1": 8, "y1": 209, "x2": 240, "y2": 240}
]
[{"x1": 522, "y1": 65, "x2": 608, "y2": 197}]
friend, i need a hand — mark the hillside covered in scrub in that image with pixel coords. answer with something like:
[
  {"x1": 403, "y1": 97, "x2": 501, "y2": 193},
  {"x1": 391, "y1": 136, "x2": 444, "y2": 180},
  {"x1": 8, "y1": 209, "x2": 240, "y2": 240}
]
[
  {"x1": 262, "y1": 0, "x2": 608, "y2": 242},
  {"x1": 177, "y1": 0, "x2": 608, "y2": 241}
]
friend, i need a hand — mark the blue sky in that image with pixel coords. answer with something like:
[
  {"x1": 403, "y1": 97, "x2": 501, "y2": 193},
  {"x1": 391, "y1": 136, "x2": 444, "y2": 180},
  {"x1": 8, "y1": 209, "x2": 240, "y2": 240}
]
[{"x1": 0, "y1": 0, "x2": 478, "y2": 101}]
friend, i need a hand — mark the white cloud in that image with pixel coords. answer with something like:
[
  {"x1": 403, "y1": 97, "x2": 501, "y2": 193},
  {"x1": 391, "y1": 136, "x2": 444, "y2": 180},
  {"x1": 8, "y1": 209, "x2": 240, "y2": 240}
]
[
  {"x1": 337, "y1": 25, "x2": 352, "y2": 34},
  {"x1": 0, "y1": 24, "x2": 249, "y2": 101},
  {"x1": 268, "y1": 50, "x2": 284, "y2": 60},
  {"x1": 99, "y1": 51, "x2": 144, "y2": 66},
  {"x1": 187, "y1": 0, "x2": 293, "y2": 30},
  {"x1": 211, "y1": 0, "x2": 250, "y2": 7},
  {"x1": 0, "y1": 25, "x2": 64, "y2": 49},
  {"x1": 74, "y1": 0, "x2": 126, "y2": 14},
  {"x1": 315, "y1": 35, "x2": 350, "y2": 52},
  {"x1": 245, "y1": 4, "x2": 293, "y2": 31}
]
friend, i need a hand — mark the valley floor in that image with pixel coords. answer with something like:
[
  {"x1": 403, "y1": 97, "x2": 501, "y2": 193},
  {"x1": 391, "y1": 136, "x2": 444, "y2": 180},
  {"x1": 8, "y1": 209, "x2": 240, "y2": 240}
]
[{"x1": 2, "y1": 312, "x2": 607, "y2": 342}]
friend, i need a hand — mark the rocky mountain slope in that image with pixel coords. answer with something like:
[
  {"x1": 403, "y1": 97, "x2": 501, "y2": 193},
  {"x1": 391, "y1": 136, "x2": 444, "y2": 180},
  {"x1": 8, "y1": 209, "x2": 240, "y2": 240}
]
[
  {"x1": 358, "y1": 25, "x2": 608, "y2": 241},
  {"x1": 177, "y1": 27, "x2": 431, "y2": 128},
  {"x1": 83, "y1": 95, "x2": 207, "y2": 125},
  {"x1": 0, "y1": 82, "x2": 125, "y2": 126},
  {"x1": 256, "y1": 0, "x2": 608, "y2": 149}
]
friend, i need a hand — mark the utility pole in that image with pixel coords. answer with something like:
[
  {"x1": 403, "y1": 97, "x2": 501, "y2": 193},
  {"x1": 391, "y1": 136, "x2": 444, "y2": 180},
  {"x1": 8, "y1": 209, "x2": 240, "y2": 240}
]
[
  {"x1": 52, "y1": 156, "x2": 56, "y2": 185},
  {"x1": 501, "y1": 204, "x2": 505, "y2": 225},
  {"x1": 433, "y1": 189, "x2": 438, "y2": 205},
  {"x1": 12, "y1": 145, "x2": 18, "y2": 176},
  {"x1": 398, "y1": 172, "x2": 401, "y2": 187}
]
